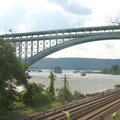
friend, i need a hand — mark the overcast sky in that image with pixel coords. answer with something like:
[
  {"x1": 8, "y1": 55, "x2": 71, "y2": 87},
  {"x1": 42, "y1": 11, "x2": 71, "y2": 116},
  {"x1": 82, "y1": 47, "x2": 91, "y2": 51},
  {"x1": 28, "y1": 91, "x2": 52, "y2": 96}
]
[{"x1": 1, "y1": 0, "x2": 120, "y2": 59}]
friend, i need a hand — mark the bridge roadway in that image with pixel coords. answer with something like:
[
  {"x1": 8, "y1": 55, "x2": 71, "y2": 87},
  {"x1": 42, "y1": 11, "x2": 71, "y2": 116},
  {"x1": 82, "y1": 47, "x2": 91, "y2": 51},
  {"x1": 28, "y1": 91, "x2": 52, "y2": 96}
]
[
  {"x1": 1, "y1": 25, "x2": 120, "y2": 44},
  {"x1": 0, "y1": 25, "x2": 120, "y2": 65},
  {"x1": 23, "y1": 88, "x2": 120, "y2": 120}
]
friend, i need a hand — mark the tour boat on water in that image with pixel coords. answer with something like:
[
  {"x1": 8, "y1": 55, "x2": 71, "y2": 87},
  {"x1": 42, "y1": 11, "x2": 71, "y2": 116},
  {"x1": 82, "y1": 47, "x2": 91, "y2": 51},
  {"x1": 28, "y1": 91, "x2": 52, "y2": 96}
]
[{"x1": 80, "y1": 71, "x2": 86, "y2": 76}]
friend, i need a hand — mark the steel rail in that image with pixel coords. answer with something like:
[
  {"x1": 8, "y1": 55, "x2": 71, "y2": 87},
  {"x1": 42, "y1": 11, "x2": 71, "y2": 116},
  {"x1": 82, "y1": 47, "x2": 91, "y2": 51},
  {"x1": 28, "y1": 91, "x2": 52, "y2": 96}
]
[
  {"x1": 72, "y1": 93, "x2": 120, "y2": 120},
  {"x1": 85, "y1": 100, "x2": 120, "y2": 120},
  {"x1": 45, "y1": 91, "x2": 120, "y2": 120},
  {"x1": 24, "y1": 88, "x2": 120, "y2": 120}
]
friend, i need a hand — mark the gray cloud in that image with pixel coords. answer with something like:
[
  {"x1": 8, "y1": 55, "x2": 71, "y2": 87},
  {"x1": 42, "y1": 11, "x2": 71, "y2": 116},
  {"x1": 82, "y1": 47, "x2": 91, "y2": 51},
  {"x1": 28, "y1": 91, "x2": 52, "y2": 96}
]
[
  {"x1": 65, "y1": 2, "x2": 92, "y2": 15},
  {"x1": 28, "y1": 10, "x2": 72, "y2": 31},
  {"x1": 0, "y1": 0, "x2": 91, "y2": 33},
  {"x1": 47, "y1": 0, "x2": 92, "y2": 15},
  {"x1": 25, "y1": 7, "x2": 90, "y2": 32}
]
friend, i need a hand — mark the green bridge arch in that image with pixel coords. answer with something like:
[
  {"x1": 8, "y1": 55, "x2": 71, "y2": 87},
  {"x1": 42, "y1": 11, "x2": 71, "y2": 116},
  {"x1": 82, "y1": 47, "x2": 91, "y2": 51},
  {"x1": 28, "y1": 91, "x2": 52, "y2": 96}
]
[
  {"x1": 1, "y1": 25, "x2": 120, "y2": 65},
  {"x1": 25, "y1": 32, "x2": 120, "y2": 65}
]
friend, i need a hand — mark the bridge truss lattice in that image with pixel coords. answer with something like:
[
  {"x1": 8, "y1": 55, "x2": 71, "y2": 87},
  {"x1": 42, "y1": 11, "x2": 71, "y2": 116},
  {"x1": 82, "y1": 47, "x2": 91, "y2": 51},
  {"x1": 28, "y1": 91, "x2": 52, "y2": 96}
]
[{"x1": 0, "y1": 25, "x2": 120, "y2": 65}]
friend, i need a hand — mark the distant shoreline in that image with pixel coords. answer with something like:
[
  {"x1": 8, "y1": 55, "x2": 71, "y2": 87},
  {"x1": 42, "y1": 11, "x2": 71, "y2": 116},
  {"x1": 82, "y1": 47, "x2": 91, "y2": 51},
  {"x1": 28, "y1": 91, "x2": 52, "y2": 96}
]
[
  {"x1": 31, "y1": 58, "x2": 120, "y2": 71},
  {"x1": 28, "y1": 71, "x2": 120, "y2": 94}
]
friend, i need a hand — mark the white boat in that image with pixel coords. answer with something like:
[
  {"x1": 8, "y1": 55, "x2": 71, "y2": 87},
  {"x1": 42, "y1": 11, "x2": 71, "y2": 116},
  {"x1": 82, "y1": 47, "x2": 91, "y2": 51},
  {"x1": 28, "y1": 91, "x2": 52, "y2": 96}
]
[{"x1": 80, "y1": 71, "x2": 86, "y2": 76}]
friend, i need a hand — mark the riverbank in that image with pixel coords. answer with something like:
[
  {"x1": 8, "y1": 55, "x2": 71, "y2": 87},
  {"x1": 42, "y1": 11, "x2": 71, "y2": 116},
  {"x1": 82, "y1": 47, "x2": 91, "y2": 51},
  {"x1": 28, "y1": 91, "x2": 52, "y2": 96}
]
[
  {"x1": 28, "y1": 70, "x2": 120, "y2": 94},
  {"x1": 2, "y1": 88, "x2": 119, "y2": 120},
  {"x1": 4, "y1": 70, "x2": 120, "y2": 120}
]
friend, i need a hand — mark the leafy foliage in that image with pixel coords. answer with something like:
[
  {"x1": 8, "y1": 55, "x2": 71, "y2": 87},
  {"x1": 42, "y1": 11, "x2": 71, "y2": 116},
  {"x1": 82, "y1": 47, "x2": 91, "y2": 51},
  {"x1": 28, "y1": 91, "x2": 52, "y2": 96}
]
[
  {"x1": 47, "y1": 71, "x2": 56, "y2": 100},
  {"x1": 102, "y1": 64, "x2": 120, "y2": 74},
  {"x1": 0, "y1": 38, "x2": 30, "y2": 114},
  {"x1": 112, "y1": 111, "x2": 120, "y2": 120},
  {"x1": 0, "y1": 39, "x2": 30, "y2": 89},
  {"x1": 56, "y1": 75, "x2": 72, "y2": 103},
  {"x1": 102, "y1": 68, "x2": 109, "y2": 74},
  {"x1": 0, "y1": 48, "x2": 86, "y2": 115},
  {"x1": 22, "y1": 82, "x2": 47, "y2": 106},
  {"x1": 63, "y1": 111, "x2": 72, "y2": 120},
  {"x1": 72, "y1": 91, "x2": 85, "y2": 100},
  {"x1": 0, "y1": 88, "x2": 18, "y2": 113},
  {"x1": 114, "y1": 84, "x2": 120, "y2": 88}
]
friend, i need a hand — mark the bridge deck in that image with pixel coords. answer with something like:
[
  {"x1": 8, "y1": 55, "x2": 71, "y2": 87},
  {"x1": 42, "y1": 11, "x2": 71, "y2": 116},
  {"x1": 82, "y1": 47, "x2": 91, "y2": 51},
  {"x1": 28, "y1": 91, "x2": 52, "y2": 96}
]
[
  {"x1": 0, "y1": 25, "x2": 119, "y2": 38},
  {"x1": 1, "y1": 25, "x2": 120, "y2": 65}
]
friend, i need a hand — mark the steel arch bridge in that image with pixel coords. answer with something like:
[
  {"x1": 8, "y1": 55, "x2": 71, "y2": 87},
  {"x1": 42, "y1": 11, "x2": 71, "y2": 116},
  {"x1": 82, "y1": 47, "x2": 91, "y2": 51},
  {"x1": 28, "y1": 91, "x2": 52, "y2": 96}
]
[{"x1": 0, "y1": 25, "x2": 120, "y2": 65}]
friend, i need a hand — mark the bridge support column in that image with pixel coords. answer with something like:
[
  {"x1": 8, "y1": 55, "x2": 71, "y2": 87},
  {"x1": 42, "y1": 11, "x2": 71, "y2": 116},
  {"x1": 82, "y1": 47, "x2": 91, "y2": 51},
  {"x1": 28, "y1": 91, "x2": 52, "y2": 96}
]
[
  {"x1": 37, "y1": 40, "x2": 39, "y2": 53},
  {"x1": 31, "y1": 40, "x2": 33, "y2": 57},
  {"x1": 19, "y1": 41, "x2": 22, "y2": 59},
  {"x1": 25, "y1": 41, "x2": 28, "y2": 59}
]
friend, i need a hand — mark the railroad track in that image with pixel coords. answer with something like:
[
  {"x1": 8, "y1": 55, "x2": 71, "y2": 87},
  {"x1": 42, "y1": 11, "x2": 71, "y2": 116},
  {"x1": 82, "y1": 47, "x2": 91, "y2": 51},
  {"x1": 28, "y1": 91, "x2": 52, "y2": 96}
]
[{"x1": 24, "y1": 88, "x2": 120, "y2": 120}]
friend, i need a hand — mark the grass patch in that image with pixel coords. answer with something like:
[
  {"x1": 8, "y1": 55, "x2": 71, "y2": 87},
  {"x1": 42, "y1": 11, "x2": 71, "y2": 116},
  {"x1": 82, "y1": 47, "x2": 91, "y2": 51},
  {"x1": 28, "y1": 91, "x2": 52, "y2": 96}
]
[
  {"x1": 0, "y1": 116, "x2": 9, "y2": 120},
  {"x1": 22, "y1": 101, "x2": 61, "y2": 114},
  {"x1": 0, "y1": 112, "x2": 23, "y2": 120},
  {"x1": 0, "y1": 101, "x2": 62, "y2": 120}
]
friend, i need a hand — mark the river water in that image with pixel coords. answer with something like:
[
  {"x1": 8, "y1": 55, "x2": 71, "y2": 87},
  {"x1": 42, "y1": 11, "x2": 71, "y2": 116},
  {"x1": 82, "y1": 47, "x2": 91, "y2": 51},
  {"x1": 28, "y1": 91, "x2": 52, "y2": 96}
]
[{"x1": 28, "y1": 70, "x2": 120, "y2": 94}]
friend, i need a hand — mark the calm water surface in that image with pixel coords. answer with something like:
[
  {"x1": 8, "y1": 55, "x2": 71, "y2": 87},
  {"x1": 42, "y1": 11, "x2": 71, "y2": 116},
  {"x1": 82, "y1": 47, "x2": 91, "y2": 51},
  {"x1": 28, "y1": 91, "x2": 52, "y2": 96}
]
[{"x1": 29, "y1": 70, "x2": 120, "y2": 94}]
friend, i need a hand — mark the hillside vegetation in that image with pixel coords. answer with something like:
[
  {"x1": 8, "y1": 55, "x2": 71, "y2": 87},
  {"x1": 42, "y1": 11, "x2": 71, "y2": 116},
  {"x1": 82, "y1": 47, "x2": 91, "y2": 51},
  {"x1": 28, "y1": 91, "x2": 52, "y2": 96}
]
[
  {"x1": 31, "y1": 58, "x2": 120, "y2": 70},
  {"x1": 102, "y1": 64, "x2": 120, "y2": 74}
]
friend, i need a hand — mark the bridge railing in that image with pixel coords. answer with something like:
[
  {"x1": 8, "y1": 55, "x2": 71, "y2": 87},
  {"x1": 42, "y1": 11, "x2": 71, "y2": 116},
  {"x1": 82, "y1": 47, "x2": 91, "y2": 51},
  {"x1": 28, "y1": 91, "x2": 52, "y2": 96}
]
[{"x1": 0, "y1": 25, "x2": 120, "y2": 65}]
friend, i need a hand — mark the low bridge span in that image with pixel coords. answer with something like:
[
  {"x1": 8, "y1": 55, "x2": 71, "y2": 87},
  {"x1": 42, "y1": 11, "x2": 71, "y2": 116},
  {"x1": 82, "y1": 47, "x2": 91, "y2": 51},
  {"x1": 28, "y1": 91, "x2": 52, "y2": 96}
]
[{"x1": 0, "y1": 25, "x2": 120, "y2": 65}]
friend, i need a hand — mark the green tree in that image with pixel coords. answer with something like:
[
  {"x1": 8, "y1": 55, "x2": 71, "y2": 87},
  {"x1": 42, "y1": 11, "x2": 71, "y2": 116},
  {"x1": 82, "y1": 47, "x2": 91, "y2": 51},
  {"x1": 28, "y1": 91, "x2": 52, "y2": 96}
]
[
  {"x1": 48, "y1": 71, "x2": 56, "y2": 98},
  {"x1": 23, "y1": 82, "x2": 46, "y2": 106},
  {"x1": 57, "y1": 75, "x2": 72, "y2": 103},
  {"x1": 72, "y1": 91, "x2": 85, "y2": 100},
  {"x1": 110, "y1": 64, "x2": 119, "y2": 74},
  {"x1": 117, "y1": 67, "x2": 120, "y2": 74},
  {"x1": 102, "y1": 68, "x2": 109, "y2": 74},
  {"x1": 114, "y1": 84, "x2": 120, "y2": 88},
  {"x1": 102, "y1": 64, "x2": 120, "y2": 74},
  {"x1": 0, "y1": 38, "x2": 30, "y2": 113}
]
